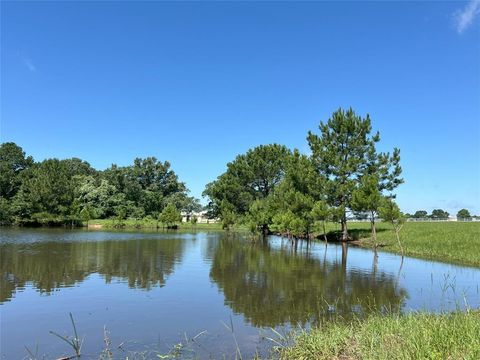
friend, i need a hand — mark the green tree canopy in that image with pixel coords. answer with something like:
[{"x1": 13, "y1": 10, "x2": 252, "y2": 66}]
[
  {"x1": 430, "y1": 209, "x2": 449, "y2": 219},
  {"x1": 103, "y1": 157, "x2": 188, "y2": 217},
  {"x1": 75, "y1": 176, "x2": 121, "y2": 218},
  {"x1": 159, "y1": 203, "x2": 182, "y2": 228},
  {"x1": 311, "y1": 200, "x2": 331, "y2": 242},
  {"x1": 248, "y1": 150, "x2": 319, "y2": 237},
  {"x1": 203, "y1": 144, "x2": 291, "y2": 218},
  {"x1": 413, "y1": 210, "x2": 428, "y2": 218},
  {"x1": 456, "y1": 209, "x2": 471, "y2": 219},
  {"x1": 0, "y1": 142, "x2": 34, "y2": 200},
  {"x1": 379, "y1": 198, "x2": 405, "y2": 253},
  {"x1": 351, "y1": 174, "x2": 383, "y2": 244},
  {"x1": 245, "y1": 198, "x2": 275, "y2": 236},
  {"x1": 307, "y1": 107, "x2": 403, "y2": 240},
  {"x1": 11, "y1": 158, "x2": 95, "y2": 223},
  {"x1": 0, "y1": 142, "x2": 192, "y2": 225}
]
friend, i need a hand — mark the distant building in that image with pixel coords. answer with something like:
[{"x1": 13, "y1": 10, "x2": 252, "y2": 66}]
[{"x1": 181, "y1": 210, "x2": 218, "y2": 224}]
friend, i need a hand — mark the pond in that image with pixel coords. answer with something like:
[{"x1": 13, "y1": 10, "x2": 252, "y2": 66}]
[{"x1": 1, "y1": 229, "x2": 479, "y2": 359}]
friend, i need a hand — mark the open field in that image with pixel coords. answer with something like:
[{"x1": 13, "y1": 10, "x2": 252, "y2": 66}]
[
  {"x1": 341, "y1": 221, "x2": 480, "y2": 267},
  {"x1": 277, "y1": 311, "x2": 480, "y2": 360}
]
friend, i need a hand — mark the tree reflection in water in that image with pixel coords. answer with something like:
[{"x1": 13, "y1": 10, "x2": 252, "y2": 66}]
[
  {"x1": 210, "y1": 236, "x2": 408, "y2": 327},
  {"x1": 1, "y1": 232, "x2": 408, "y2": 330},
  {"x1": 1, "y1": 238, "x2": 186, "y2": 302}
]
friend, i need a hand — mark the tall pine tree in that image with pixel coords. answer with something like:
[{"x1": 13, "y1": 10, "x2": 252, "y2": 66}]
[{"x1": 307, "y1": 107, "x2": 403, "y2": 241}]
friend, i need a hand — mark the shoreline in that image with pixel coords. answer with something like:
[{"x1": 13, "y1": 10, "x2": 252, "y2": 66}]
[{"x1": 3, "y1": 221, "x2": 479, "y2": 267}]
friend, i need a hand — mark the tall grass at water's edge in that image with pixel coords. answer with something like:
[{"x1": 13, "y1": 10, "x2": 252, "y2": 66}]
[
  {"x1": 24, "y1": 310, "x2": 480, "y2": 360},
  {"x1": 276, "y1": 310, "x2": 480, "y2": 360}
]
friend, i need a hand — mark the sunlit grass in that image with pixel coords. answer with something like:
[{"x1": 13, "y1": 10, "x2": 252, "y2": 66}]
[
  {"x1": 276, "y1": 310, "x2": 480, "y2": 360},
  {"x1": 341, "y1": 221, "x2": 480, "y2": 267}
]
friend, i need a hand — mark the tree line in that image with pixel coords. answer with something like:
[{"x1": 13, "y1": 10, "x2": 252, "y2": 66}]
[
  {"x1": 203, "y1": 107, "x2": 404, "y2": 244},
  {"x1": 0, "y1": 143, "x2": 201, "y2": 226},
  {"x1": 405, "y1": 209, "x2": 476, "y2": 220},
  {"x1": 4, "y1": 107, "x2": 470, "y2": 235}
]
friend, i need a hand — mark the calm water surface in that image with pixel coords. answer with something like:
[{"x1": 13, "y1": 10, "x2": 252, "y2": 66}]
[{"x1": 1, "y1": 228, "x2": 479, "y2": 359}]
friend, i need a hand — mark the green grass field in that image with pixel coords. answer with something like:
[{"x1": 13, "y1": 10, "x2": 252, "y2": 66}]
[
  {"x1": 342, "y1": 221, "x2": 480, "y2": 267},
  {"x1": 276, "y1": 311, "x2": 480, "y2": 360}
]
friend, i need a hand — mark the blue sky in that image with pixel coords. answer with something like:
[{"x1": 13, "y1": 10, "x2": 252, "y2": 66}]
[{"x1": 1, "y1": 1, "x2": 479, "y2": 215}]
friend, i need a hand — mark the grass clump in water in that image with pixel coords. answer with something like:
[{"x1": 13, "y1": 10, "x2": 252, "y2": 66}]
[{"x1": 277, "y1": 311, "x2": 480, "y2": 360}]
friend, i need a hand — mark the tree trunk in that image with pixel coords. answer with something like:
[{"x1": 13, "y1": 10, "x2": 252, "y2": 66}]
[
  {"x1": 395, "y1": 255, "x2": 404, "y2": 290},
  {"x1": 395, "y1": 224, "x2": 404, "y2": 255},
  {"x1": 372, "y1": 249, "x2": 378, "y2": 277},
  {"x1": 262, "y1": 224, "x2": 269, "y2": 237},
  {"x1": 370, "y1": 211, "x2": 377, "y2": 247},
  {"x1": 341, "y1": 213, "x2": 349, "y2": 241},
  {"x1": 341, "y1": 242, "x2": 348, "y2": 272},
  {"x1": 322, "y1": 221, "x2": 328, "y2": 243}
]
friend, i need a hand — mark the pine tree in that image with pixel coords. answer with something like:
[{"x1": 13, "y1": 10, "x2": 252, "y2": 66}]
[{"x1": 308, "y1": 107, "x2": 403, "y2": 240}]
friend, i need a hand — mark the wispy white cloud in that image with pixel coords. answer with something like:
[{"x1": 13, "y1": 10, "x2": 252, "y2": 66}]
[
  {"x1": 21, "y1": 56, "x2": 36, "y2": 72},
  {"x1": 454, "y1": 0, "x2": 480, "y2": 33}
]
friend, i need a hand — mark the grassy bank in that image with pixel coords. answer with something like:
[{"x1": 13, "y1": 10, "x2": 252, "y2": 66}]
[
  {"x1": 277, "y1": 310, "x2": 480, "y2": 360},
  {"x1": 87, "y1": 218, "x2": 246, "y2": 231},
  {"x1": 84, "y1": 219, "x2": 480, "y2": 267},
  {"x1": 342, "y1": 221, "x2": 480, "y2": 267}
]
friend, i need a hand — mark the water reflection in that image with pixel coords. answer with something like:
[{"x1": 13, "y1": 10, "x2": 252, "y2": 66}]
[
  {"x1": 209, "y1": 236, "x2": 407, "y2": 327},
  {"x1": 1, "y1": 236, "x2": 186, "y2": 302},
  {"x1": 1, "y1": 230, "x2": 479, "y2": 360}
]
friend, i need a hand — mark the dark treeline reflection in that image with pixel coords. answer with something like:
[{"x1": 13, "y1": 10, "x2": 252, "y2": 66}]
[
  {"x1": 209, "y1": 237, "x2": 408, "y2": 327},
  {"x1": 1, "y1": 233, "x2": 408, "y2": 330},
  {"x1": 1, "y1": 238, "x2": 186, "y2": 302}
]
